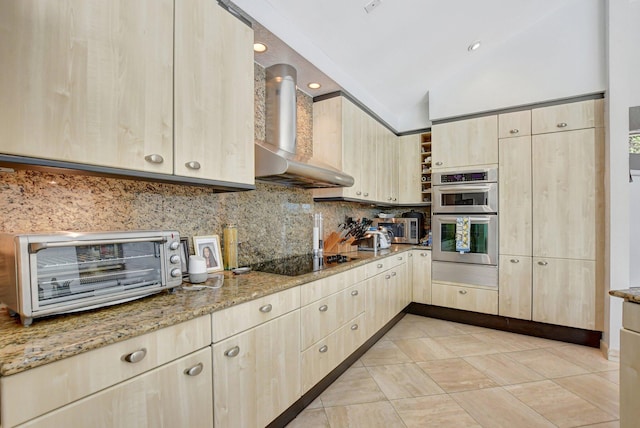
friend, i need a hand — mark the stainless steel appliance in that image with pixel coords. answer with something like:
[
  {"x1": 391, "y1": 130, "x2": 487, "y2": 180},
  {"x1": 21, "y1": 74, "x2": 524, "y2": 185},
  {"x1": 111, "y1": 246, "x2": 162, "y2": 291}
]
[
  {"x1": 372, "y1": 217, "x2": 420, "y2": 244},
  {"x1": 0, "y1": 230, "x2": 183, "y2": 326},
  {"x1": 432, "y1": 168, "x2": 498, "y2": 287}
]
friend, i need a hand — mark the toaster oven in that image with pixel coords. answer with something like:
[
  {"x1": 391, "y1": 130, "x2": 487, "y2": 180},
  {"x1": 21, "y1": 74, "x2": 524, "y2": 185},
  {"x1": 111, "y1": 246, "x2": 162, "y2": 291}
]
[{"x1": 0, "y1": 230, "x2": 183, "y2": 326}]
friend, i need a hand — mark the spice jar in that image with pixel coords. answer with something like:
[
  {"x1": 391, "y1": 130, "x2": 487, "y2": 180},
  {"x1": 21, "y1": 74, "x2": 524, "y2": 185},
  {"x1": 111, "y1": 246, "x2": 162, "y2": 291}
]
[{"x1": 223, "y1": 224, "x2": 238, "y2": 270}]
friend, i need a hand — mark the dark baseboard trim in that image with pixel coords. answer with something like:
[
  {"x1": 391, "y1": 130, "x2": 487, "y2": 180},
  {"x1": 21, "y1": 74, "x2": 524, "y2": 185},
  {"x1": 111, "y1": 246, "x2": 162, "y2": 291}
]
[
  {"x1": 267, "y1": 311, "x2": 406, "y2": 428},
  {"x1": 405, "y1": 303, "x2": 602, "y2": 348}
]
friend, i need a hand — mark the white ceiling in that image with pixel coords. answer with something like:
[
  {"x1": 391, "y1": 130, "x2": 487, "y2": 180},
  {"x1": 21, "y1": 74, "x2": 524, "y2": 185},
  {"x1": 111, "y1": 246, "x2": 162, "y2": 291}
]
[{"x1": 229, "y1": 0, "x2": 605, "y2": 133}]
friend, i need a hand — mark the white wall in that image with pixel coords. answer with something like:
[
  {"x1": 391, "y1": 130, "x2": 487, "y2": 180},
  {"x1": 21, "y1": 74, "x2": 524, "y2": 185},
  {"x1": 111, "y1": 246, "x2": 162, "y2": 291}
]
[
  {"x1": 630, "y1": 174, "x2": 640, "y2": 286},
  {"x1": 429, "y1": 0, "x2": 606, "y2": 120}
]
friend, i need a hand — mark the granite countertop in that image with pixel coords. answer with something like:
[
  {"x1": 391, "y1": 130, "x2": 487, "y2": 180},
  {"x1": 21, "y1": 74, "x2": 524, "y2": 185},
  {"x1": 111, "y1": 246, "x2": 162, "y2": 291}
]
[
  {"x1": 609, "y1": 288, "x2": 640, "y2": 304},
  {"x1": 0, "y1": 245, "x2": 427, "y2": 377}
]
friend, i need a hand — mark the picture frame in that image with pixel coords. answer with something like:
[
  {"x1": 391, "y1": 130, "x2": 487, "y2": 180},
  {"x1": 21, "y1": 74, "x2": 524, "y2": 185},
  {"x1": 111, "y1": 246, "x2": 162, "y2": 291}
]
[
  {"x1": 193, "y1": 235, "x2": 223, "y2": 273},
  {"x1": 179, "y1": 237, "x2": 190, "y2": 277}
]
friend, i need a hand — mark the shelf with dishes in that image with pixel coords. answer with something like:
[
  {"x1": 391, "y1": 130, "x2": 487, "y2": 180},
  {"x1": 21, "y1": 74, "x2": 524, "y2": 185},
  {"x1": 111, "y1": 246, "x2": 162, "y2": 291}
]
[{"x1": 421, "y1": 132, "x2": 432, "y2": 204}]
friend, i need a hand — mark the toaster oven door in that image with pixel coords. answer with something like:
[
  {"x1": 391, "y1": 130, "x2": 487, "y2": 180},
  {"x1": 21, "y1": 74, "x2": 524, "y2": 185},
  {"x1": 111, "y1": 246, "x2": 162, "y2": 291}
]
[{"x1": 28, "y1": 237, "x2": 169, "y2": 313}]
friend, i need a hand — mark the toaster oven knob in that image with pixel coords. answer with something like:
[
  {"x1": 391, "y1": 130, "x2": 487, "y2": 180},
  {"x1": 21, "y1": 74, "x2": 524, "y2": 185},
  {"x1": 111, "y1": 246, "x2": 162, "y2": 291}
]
[
  {"x1": 170, "y1": 268, "x2": 182, "y2": 278},
  {"x1": 169, "y1": 241, "x2": 180, "y2": 250},
  {"x1": 170, "y1": 255, "x2": 181, "y2": 264}
]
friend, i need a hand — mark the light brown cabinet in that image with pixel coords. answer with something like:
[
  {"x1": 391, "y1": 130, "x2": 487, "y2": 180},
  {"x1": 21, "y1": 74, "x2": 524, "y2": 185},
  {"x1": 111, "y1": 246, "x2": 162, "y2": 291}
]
[
  {"x1": 498, "y1": 255, "x2": 532, "y2": 320},
  {"x1": 620, "y1": 301, "x2": 640, "y2": 428},
  {"x1": 531, "y1": 99, "x2": 603, "y2": 135},
  {"x1": 432, "y1": 283, "x2": 498, "y2": 315},
  {"x1": 0, "y1": 0, "x2": 174, "y2": 174},
  {"x1": 431, "y1": 115, "x2": 498, "y2": 171},
  {"x1": 365, "y1": 255, "x2": 409, "y2": 334},
  {"x1": 410, "y1": 250, "x2": 432, "y2": 305},
  {"x1": 397, "y1": 134, "x2": 423, "y2": 204}
]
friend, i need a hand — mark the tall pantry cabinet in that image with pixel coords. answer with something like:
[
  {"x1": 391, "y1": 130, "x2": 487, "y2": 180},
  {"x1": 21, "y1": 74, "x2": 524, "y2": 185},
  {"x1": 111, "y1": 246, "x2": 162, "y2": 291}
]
[{"x1": 498, "y1": 99, "x2": 604, "y2": 331}]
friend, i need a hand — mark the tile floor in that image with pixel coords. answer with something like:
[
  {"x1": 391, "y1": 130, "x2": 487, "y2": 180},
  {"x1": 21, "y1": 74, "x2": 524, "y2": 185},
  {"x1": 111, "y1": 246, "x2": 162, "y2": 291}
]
[{"x1": 286, "y1": 315, "x2": 620, "y2": 428}]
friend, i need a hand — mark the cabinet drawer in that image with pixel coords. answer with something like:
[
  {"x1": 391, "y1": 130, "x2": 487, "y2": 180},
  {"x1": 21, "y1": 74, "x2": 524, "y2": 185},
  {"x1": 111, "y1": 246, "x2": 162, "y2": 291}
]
[
  {"x1": 212, "y1": 286, "x2": 300, "y2": 342},
  {"x1": 300, "y1": 265, "x2": 366, "y2": 306},
  {"x1": 16, "y1": 348, "x2": 213, "y2": 428},
  {"x1": 301, "y1": 313, "x2": 366, "y2": 393},
  {"x1": 499, "y1": 110, "x2": 531, "y2": 138},
  {"x1": 300, "y1": 282, "x2": 365, "y2": 350},
  {"x1": 365, "y1": 254, "x2": 407, "y2": 278},
  {"x1": 531, "y1": 99, "x2": 603, "y2": 134},
  {"x1": 623, "y1": 301, "x2": 640, "y2": 333},
  {"x1": 432, "y1": 282, "x2": 498, "y2": 315},
  {"x1": 0, "y1": 315, "x2": 211, "y2": 428}
]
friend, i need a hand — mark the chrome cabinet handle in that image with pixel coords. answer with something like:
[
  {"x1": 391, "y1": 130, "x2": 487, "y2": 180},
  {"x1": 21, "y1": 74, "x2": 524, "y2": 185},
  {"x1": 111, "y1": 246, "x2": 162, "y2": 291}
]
[
  {"x1": 377, "y1": 263, "x2": 383, "y2": 268},
  {"x1": 356, "y1": 191, "x2": 362, "y2": 195},
  {"x1": 319, "y1": 304, "x2": 328, "y2": 312},
  {"x1": 385, "y1": 274, "x2": 391, "y2": 279},
  {"x1": 319, "y1": 345, "x2": 328, "y2": 353},
  {"x1": 557, "y1": 122, "x2": 568, "y2": 128},
  {"x1": 435, "y1": 161, "x2": 443, "y2": 166},
  {"x1": 224, "y1": 346, "x2": 240, "y2": 357},
  {"x1": 421, "y1": 252, "x2": 428, "y2": 257},
  {"x1": 259, "y1": 304, "x2": 273, "y2": 313},
  {"x1": 509, "y1": 129, "x2": 519, "y2": 134},
  {"x1": 123, "y1": 348, "x2": 147, "y2": 364},
  {"x1": 510, "y1": 258, "x2": 520, "y2": 263},
  {"x1": 458, "y1": 290, "x2": 468, "y2": 295},
  {"x1": 364, "y1": 192, "x2": 369, "y2": 197},
  {"x1": 391, "y1": 271, "x2": 397, "y2": 277},
  {"x1": 397, "y1": 256, "x2": 403, "y2": 261},
  {"x1": 144, "y1": 154, "x2": 164, "y2": 164},
  {"x1": 408, "y1": 253, "x2": 413, "y2": 257},
  {"x1": 351, "y1": 290, "x2": 359, "y2": 296},
  {"x1": 388, "y1": 197, "x2": 393, "y2": 201},
  {"x1": 351, "y1": 324, "x2": 359, "y2": 331},
  {"x1": 184, "y1": 362, "x2": 204, "y2": 376},
  {"x1": 185, "y1": 161, "x2": 201, "y2": 170},
  {"x1": 538, "y1": 261, "x2": 548, "y2": 266}
]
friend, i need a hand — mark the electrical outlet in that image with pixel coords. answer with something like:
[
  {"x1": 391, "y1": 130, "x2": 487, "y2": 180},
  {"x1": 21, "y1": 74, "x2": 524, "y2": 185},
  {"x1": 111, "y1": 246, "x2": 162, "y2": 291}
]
[{"x1": 364, "y1": 0, "x2": 382, "y2": 14}]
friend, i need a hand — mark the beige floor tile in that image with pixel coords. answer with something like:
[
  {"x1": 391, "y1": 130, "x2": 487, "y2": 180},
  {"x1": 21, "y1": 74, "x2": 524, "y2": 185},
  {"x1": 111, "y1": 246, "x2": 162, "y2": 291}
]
[
  {"x1": 306, "y1": 396, "x2": 324, "y2": 409},
  {"x1": 505, "y1": 348, "x2": 590, "y2": 378},
  {"x1": 463, "y1": 353, "x2": 545, "y2": 385},
  {"x1": 324, "y1": 401, "x2": 406, "y2": 428},
  {"x1": 319, "y1": 367, "x2": 387, "y2": 407},
  {"x1": 431, "y1": 334, "x2": 501, "y2": 357},
  {"x1": 451, "y1": 387, "x2": 556, "y2": 427},
  {"x1": 448, "y1": 321, "x2": 496, "y2": 335},
  {"x1": 360, "y1": 339, "x2": 412, "y2": 366},
  {"x1": 416, "y1": 318, "x2": 468, "y2": 337},
  {"x1": 382, "y1": 321, "x2": 430, "y2": 340},
  {"x1": 285, "y1": 408, "x2": 329, "y2": 428},
  {"x1": 596, "y1": 369, "x2": 620, "y2": 385},
  {"x1": 471, "y1": 332, "x2": 541, "y2": 352},
  {"x1": 392, "y1": 337, "x2": 457, "y2": 362},
  {"x1": 580, "y1": 421, "x2": 620, "y2": 428},
  {"x1": 554, "y1": 373, "x2": 620, "y2": 418},
  {"x1": 547, "y1": 343, "x2": 619, "y2": 372},
  {"x1": 505, "y1": 380, "x2": 617, "y2": 427},
  {"x1": 367, "y1": 362, "x2": 444, "y2": 399},
  {"x1": 417, "y1": 358, "x2": 499, "y2": 393},
  {"x1": 350, "y1": 359, "x2": 364, "y2": 368},
  {"x1": 479, "y1": 329, "x2": 564, "y2": 349},
  {"x1": 391, "y1": 395, "x2": 481, "y2": 428}
]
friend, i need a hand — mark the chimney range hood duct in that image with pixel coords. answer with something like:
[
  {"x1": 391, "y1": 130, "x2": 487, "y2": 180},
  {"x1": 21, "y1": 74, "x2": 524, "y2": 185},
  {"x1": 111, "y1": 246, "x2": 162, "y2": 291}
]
[{"x1": 255, "y1": 64, "x2": 354, "y2": 188}]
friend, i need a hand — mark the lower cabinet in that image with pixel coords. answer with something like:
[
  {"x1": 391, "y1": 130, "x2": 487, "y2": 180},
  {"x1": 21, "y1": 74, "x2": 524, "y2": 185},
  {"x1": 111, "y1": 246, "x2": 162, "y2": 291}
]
[
  {"x1": 213, "y1": 309, "x2": 301, "y2": 428},
  {"x1": 498, "y1": 254, "x2": 532, "y2": 320},
  {"x1": 432, "y1": 282, "x2": 498, "y2": 315},
  {"x1": 410, "y1": 250, "x2": 432, "y2": 304},
  {"x1": 620, "y1": 301, "x2": 640, "y2": 428},
  {"x1": 365, "y1": 256, "x2": 409, "y2": 335},
  {"x1": 18, "y1": 348, "x2": 213, "y2": 428}
]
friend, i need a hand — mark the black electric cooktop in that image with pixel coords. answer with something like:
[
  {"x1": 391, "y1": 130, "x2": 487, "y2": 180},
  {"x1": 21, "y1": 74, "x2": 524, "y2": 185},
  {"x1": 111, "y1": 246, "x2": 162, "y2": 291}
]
[{"x1": 250, "y1": 253, "x2": 357, "y2": 277}]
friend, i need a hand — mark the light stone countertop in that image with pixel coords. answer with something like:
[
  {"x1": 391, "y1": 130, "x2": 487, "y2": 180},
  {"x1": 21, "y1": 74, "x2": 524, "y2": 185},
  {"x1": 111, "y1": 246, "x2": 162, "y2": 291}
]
[
  {"x1": 609, "y1": 288, "x2": 640, "y2": 304},
  {"x1": 0, "y1": 245, "x2": 428, "y2": 376}
]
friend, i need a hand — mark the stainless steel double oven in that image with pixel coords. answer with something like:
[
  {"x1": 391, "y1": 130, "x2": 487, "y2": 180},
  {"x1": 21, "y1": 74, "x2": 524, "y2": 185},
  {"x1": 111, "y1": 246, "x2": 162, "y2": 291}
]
[{"x1": 431, "y1": 168, "x2": 498, "y2": 288}]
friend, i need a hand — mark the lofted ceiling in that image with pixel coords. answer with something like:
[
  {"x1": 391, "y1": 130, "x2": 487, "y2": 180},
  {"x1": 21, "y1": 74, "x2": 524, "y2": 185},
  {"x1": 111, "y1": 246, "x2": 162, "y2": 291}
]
[{"x1": 228, "y1": 0, "x2": 605, "y2": 133}]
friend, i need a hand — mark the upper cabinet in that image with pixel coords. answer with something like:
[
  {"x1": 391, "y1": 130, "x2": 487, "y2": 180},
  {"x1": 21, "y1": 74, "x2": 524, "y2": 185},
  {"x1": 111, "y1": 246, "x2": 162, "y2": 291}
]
[
  {"x1": 0, "y1": 0, "x2": 255, "y2": 189},
  {"x1": 531, "y1": 99, "x2": 604, "y2": 135},
  {"x1": 0, "y1": 0, "x2": 174, "y2": 174},
  {"x1": 431, "y1": 115, "x2": 498, "y2": 171},
  {"x1": 397, "y1": 134, "x2": 423, "y2": 205},
  {"x1": 174, "y1": 0, "x2": 254, "y2": 185}
]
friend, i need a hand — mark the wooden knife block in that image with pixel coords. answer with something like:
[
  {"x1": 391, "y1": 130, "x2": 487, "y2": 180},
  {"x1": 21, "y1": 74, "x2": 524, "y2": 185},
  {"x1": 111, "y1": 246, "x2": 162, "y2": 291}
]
[{"x1": 324, "y1": 232, "x2": 358, "y2": 253}]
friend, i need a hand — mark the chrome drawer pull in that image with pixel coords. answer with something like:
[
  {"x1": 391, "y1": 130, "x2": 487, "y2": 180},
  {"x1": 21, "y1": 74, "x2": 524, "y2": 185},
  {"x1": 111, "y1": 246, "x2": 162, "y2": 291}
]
[
  {"x1": 377, "y1": 263, "x2": 383, "y2": 269},
  {"x1": 351, "y1": 324, "x2": 359, "y2": 331},
  {"x1": 184, "y1": 362, "x2": 204, "y2": 376},
  {"x1": 435, "y1": 161, "x2": 443, "y2": 166},
  {"x1": 356, "y1": 191, "x2": 362, "y2": 196},
  {"x1": 319, "y1": 304, "x2": 329, "y2": 312},
  {"x1": 421, "y1": 252, "x2": 428, "y2": 257},
  {"x1": 458, "y1": 290, "x2": 468, "y2": 295},
  {"x1": 397, "y1": 256, "x2": 403, "y2": 260},
  {"x1": 557, "y1": 122, "x2": 568, "y2": 128},
  {"x1": 538, "y1": 260, "x2": 548, "y2": 266},
  {"x1": 351, "y1": 290, "x2": 359, "y2": 296},
  {"x1": 259, "y1": 304, "x2": 273, "y2": 313},
  {"x1": 364, "y1": 192, "x2": 369, "y2": 197},
  {"x1": 224, "y1": 346, "x2": 240, "y2": 358},
  {"x1": 509, "y1": 129, "x2": 519, "y2": 134},
  {"x1": 144, "y1": 154, "x2": 164, "y2": 164},
  {"x1": 510, "y1": 259, "x2": 520, "y2": 263},
  {"x1": 391, "y1": 271, "x2": 397, "y2": 277},
  {"x1": 185, "y1": 161, "x2": 201, "y2": 170},
  {"x1": 385, "y1": 274, "x2": 391, "y2": 280},
  {"x1": 123, "y1": 348, "x2": 147, "y2": 364},
  {"x1": 319, "y1": 345, "x2": 328, "y2": 353}
]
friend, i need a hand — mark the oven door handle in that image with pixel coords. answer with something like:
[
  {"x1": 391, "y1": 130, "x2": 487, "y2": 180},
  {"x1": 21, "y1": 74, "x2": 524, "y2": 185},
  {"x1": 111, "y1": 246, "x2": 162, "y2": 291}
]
[
  {"x1": 29, "y1": 236, "x2": 167, "y2": 253},
  {"x1": 436, "y1": 215, "x2": 493, "y2": 224},
  {"x1": 434, "y1": 185, "x2": 493, "y2": 193}
]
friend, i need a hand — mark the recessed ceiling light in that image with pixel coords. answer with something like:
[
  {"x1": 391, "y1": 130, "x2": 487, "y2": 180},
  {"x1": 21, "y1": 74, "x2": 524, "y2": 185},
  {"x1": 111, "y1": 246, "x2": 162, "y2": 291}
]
[
  {"x1": 307, "y1": 82, "x2": 321, "y2": 90},
  {"x1": 253, "y1": 43, "x2": 268, "y2": 53},
  {"x1": 468, "y1": 40, "x2": 481, "y2": 52}
]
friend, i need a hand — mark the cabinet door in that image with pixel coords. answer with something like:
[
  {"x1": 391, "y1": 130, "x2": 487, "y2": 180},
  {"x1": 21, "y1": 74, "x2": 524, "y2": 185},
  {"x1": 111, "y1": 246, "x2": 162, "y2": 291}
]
[
  {"x1": 498, "y1": 255, "x2": 532, "y2": 320},
  {"x1": 431, "y1": 115, "x2": 498, "y2": 170},
  {"x1": 411, "y1": 250, "x2": 432, "y2": 304},
  {"x1": 174, "y1": 0, "x2": 254, "y2": 184},
  {"x1": 532, "y1": 129, "x2": 597, "y2": 260},
  {"x1": 621, "y1": 328, "x2": 640, "y2": 428},
  {"x1": 360, "y1": 113, "x2": 379, "y2": 201},
  {"x1": 365, "y1": 274, "x2": 389, "y2": 335},
  {"x1": 342, "y1": 98, "x2": 367, "y2": 199},
  {"x1": 531, "y1": 100, "x2": 602, "y2": 135},
  {"x1": 377, "y1": 127, "x2": 398, "y2": 204},
  {"x1": 213, "y1": 310, "x2": 301, "y2": 428},
  {"x1": 20, "y1": 348, "x2": 213, "y2": 428},
  {"x1": 499, "y1": 111, "x2": 531, "y2": 139},
  {"x1": 432, "y1": 283, "x2": 498, "y2": 315},
  {"x1": 499, "y1": 136, "x2": 532, "y2": 256},
  {"x1": 532, "y1": 257, "x2": 597, "y2": 330},
  {"x1": 397, "y1": 135, "x2": 422, "y2": 204},
  {"x1": 0, "y1": 0, "x2": 174, "y2": 173}
]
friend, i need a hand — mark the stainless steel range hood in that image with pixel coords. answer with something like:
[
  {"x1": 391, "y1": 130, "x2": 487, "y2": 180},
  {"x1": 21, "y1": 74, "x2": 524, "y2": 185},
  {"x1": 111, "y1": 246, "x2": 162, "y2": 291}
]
[{"x1": 255, "y1": 64, "x2": 354, "y2": 188}]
